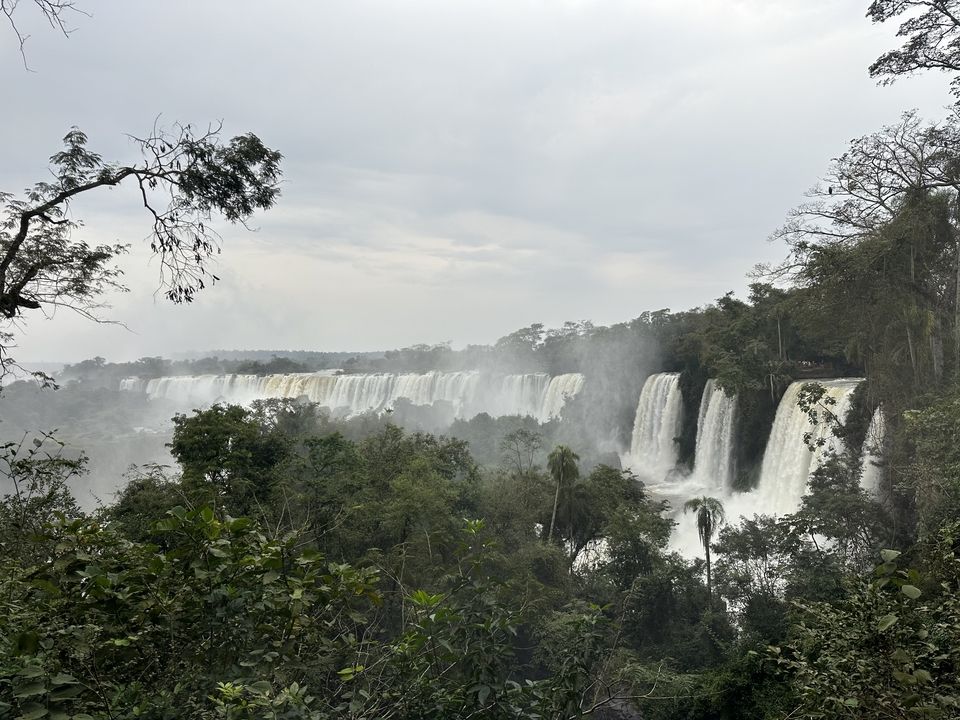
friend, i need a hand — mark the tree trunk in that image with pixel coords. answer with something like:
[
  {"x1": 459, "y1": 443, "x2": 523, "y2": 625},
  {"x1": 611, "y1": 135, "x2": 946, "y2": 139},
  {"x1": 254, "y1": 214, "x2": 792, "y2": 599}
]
[
  {"x1": 705, "y1": 542, "x2": 712, "y2": 606},
  {"x1": 548, "y1": 466, "x2": 562, "y2": 542},
  {"x1": 955, "y1": 236, "x2": 960, "y2": 374},
  {"x1": 906, "y1": 325, "x2": 918, "y2": 386},
  {"x1": 777, "y1": 315, "x2": 783, "y2": 361},
  {"x1": 931, "y1": 324, "x2": 943, "y2": 382}
]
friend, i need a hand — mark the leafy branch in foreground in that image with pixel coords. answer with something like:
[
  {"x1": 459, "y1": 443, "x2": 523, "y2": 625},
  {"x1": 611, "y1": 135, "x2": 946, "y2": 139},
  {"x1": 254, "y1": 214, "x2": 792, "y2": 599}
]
[
  {"x1": 0, "y1": 123, "x2": 282, "y2": 375},
  {"x1": 769, "y1": 533, "x2": 960, "y2": 719}
]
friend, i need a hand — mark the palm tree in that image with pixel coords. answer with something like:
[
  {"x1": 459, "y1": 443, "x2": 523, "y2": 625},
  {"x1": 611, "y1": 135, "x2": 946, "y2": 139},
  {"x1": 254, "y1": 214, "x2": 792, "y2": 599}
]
[
  {"x1": 547, "y1": 445, "x2": 580, "y2": 542},
  {"x1": 683, "y1": 496, "x2": 725, "y2": 603}
]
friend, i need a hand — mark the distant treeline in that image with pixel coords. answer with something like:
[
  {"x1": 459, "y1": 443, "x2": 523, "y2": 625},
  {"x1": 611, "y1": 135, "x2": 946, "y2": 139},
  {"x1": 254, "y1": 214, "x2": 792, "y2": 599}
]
[
  {"x1": 172, "y1": 349, "x2": 386, "y2": 365},
  {"x1": 60, "y1": 355, "x2": 337, "y2": 388}
]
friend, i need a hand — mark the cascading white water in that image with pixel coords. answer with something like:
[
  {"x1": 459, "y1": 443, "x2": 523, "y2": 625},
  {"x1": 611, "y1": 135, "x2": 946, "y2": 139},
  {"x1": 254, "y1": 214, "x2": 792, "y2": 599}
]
[
  {"x1": 744, "y1": 378, "x2": 863, "y2": 517},
  {"x1": 121, "y1": 370, "x2": 584, "y2": 422},
  {"x1": 860, "y1": 406, "x2": 885, "y2": 494},
  {"x1": 667, "y1": 378, "x2": 863, "y2": 557},
  {"x1": 119, "y1": 377, "x2": 145, "y2": 393},
  {"x1": 690, "y1": 379, "x2": 737, "y2": 493},
  {"x1": 626, "y1": 372, "x2": 683, "y2": 480},
  {"x1": 540, "y1": 373, "x2": 586, "y2": 421}
]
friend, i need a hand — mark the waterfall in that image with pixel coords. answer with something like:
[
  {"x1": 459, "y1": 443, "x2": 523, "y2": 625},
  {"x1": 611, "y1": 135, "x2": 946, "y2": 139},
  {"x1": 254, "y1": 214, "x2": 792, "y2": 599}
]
[
  {"x1": 627, "y1": 372, "x2": 683, "y2": 480},
  {"x1": 540, "y1": 373, "x2": 586, "y2": 421},
  {"x1": 637, "y1": 376, "x2": 863, "y2": 558},
  {"x1": 690, "y1": 380, "x2": 737, "y2": 492},
  {"x1": 119, "y1": 377, "x2": 145, "y2": 393},
  {"x1": 121, "y1": 370, "x2": 584, "y2": 421},
  {"x1": 860, "y1": 406, "x2": 885, "y2": 494},
  {"x1": 747, "y1": 378, "x2": 862, "y2": 516}
]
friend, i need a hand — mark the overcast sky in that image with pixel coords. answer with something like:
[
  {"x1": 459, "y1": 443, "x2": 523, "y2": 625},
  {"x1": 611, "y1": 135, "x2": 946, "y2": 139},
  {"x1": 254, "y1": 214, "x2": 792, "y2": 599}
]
[{"x1": 1, "y1": 0, "x2": 952, "y2": 362}]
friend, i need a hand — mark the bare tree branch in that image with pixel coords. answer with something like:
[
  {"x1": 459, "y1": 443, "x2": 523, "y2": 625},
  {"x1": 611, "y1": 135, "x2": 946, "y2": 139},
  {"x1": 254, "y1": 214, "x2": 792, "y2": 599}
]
[
  {"x1": 1, "y1": 0, "x2": 89, "y2": 70},
  {"x1": 768, "y1": 110, "x2": 960, "y2": 279}
]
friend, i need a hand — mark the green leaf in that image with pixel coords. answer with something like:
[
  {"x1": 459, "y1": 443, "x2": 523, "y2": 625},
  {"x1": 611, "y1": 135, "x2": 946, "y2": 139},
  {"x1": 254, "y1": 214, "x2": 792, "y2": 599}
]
[
  {"x1": 337, "y1": 665, "x2": 363, "y2": 681},
  {"x1": 49, "y1": 685, "x2": 84, "y2": 700},
  {"x1": 48, "y1": 674, "x2": 78, "y2": 686},
  {"x1": 880, "y1": 549, "x2": 901, "y2": 562},
  {"x1": 878, "y1": 613, "x2": 899, "y2": 631},
  {"x1": 901, "y1": 584, "x2": 922, "y2": 599},
  {"x1": 248, "y1": 680, "x2": 272, "y2": 695},
  {"x1": 30, "y1": 579, "x2": 61, "y2": 597},
  {"x1": 410, "y1": 589, "x2": 442, "y2": 607},
  {"x1": 13, "y1": 681, "x2": 47, "y2": 698},
  {"x1": 893, "y1": 669, "x2": 916, "y2": 685},
  {"x1": 876, "y1": 562, "x2": 897, "y2": 576},
  {"x1": 18, "y1": 703, "x2": 48, "y2": 720}
]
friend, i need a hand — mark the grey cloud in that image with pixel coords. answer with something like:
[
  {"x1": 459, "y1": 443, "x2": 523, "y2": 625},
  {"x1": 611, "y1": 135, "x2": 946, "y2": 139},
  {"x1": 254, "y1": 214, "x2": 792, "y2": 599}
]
[{"x1": 0, "y1": 0, "x2": 954, "y2": 360}]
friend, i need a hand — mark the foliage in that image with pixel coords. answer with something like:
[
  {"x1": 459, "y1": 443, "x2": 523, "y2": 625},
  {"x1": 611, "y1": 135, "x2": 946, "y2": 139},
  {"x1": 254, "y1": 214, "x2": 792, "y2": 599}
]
[
  {"x1": 0, "y1": 510, "x2": 616, "y2": 720},
  {"x1": 0, "y1": 432, "x2": 83, "y2": 564},
  {"x1": 169, "y1": 404, "x2": 288, "y2": 515},
  {"x1": 0, "y1": 506, "x2": 380, "y2": 719},
  {"x1": 0, "y1": 124, "x2": 281, "y2": 376},
  {"x1": 900, "y1": 382, "x2": 960, "y2": 534},
  {"x1": 772, "y1": 531, "x2": 960, "y2": 718},
  {"x1": 868, "y1": 1, "x2": 960, "y2": 101}
]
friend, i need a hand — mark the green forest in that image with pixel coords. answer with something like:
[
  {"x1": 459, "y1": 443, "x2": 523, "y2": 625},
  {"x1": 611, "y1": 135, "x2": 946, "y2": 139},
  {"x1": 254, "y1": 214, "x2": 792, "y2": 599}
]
[{"x1": 3, "y1": 2, "x2": 960, "y2": 719}]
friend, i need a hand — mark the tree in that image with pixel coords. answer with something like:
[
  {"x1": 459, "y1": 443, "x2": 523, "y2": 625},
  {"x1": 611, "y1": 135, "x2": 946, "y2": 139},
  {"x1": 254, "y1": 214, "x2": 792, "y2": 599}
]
[
  {"x1": 498, "y1": 427, "x2": 542, "y2": 477},
  {"x1": 683, "y1": 496, "x2": 725, "y2": 603},
  {"x1": 767, "y1": 112, "x2": 960, "y2": 386},
  {"x1": 0, "y1": 124, "x2": 282, "y2": 375},
  {"x1": 868, "y1": 1, "x2": 960, "y2": 101},
  {"x1": 492, "y1": 323, "x2": 545, "y2": 371},
  {"x1": 169, "y1": 404, "x2": 289, "y2": 515},
  {"x1": 773, "y1": 535, "x2": 960, "y2": 719},
  {"x1": 712, "y1": 515, "x2": 792, "y2": 641},
  {"x1": 551, "y1": 465, "x2": 651, "y2": 569},
  {"x1": 770, "y1": 111, "x2": 960, "y2": 257},
  {"x1": 900, "y1": 382, "x2": 960, "y2": 533},
  {"x1": 546, "y1": 445, "x2": 579, "y2": 543},
  {"x1": 0, "y1": 431, "x2": 82, "y2": 564}
]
